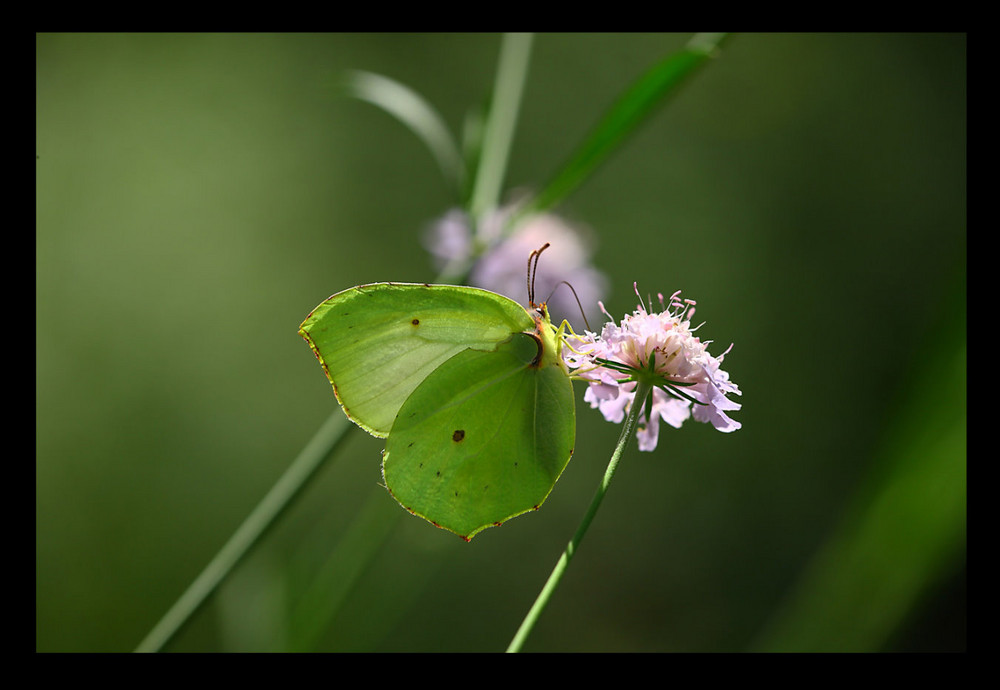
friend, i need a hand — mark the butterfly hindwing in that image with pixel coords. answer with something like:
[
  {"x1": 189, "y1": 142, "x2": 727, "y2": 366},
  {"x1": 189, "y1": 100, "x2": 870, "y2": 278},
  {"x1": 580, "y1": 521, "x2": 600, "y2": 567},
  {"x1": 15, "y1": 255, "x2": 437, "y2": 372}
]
[{"x1": 383, "y1": 333, "x2": 576, "y2": 539}]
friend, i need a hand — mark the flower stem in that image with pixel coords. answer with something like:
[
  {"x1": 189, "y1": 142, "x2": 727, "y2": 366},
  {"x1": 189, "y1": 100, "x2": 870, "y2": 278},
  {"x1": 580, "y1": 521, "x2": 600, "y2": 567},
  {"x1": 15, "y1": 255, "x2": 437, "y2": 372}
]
[
  {"x1": 468, "y1": 32, "x2": 533, "y2": 220},
  {"x1": 506, "y1": 380, "x2": 651, "y2": 653}
]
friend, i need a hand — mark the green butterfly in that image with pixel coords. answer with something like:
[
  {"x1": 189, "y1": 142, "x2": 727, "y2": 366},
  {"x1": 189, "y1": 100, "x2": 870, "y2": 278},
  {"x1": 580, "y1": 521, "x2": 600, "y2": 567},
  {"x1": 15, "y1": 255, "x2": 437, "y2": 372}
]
[{"x1": 299, "y1": 272, "x2": 576, "y2": 541}]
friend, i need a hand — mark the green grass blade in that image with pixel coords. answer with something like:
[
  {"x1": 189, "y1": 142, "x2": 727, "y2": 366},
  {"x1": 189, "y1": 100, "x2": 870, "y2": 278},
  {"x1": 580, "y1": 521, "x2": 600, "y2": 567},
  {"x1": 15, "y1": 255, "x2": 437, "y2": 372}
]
[
  {"x1": 521, "y1": 33, "x2": 729, "y2": 219},
  {"x1": 342, "y1": 69, "x2": 465, "y2": 193}
]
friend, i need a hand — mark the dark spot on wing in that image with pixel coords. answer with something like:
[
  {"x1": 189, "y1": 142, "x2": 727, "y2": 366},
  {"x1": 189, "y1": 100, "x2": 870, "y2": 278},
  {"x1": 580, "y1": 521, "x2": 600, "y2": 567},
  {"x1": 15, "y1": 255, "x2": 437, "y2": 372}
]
[
  {"x1": 411, "y1": 318, "x2": 420, "y2": 325},
  {"x1": 452, "y1": 429, "x2": 465, "y2": 442}
]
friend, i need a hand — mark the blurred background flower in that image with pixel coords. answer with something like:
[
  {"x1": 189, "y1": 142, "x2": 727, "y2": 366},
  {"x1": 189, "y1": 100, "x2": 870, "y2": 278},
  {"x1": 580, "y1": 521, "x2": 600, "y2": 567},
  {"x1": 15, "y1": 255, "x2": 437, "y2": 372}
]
[{"x1": 425, "y1": 201, "x2": 609, "y2": 327}]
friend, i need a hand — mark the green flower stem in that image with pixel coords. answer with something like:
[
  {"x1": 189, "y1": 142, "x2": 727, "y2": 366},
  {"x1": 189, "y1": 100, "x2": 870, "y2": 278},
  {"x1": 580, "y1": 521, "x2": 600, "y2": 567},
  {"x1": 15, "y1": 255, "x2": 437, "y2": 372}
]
[
  {"x1": 134, "y1": 411, "x2": 352, "y2": 653},
  {"x1": 435, "y1": 32, "x2": 534, "y2": 285},
  {"x1": 468, "y1": 32, "x2": 534, "y2": 221},
  {"x1": 506, "y1": 379, "x2": 652, "y2": 653}
]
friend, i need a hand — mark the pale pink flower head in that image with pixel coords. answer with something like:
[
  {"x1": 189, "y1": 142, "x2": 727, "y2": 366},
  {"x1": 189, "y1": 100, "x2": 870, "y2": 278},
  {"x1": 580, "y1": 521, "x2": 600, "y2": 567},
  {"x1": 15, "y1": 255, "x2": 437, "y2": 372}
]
[
  {"x1": 563, "y1": 286, "x2": 741, "y2": 451},
  {"x1": 425, "y1": 204, "x2": 608, "y2": 326}
]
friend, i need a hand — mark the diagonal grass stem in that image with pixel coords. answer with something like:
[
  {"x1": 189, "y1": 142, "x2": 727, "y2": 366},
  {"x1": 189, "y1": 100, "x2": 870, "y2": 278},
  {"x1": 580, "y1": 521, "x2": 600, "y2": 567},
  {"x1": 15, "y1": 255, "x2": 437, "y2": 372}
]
[{"x1": 134, "y1": 411, "x2": 352, "y2": 652}]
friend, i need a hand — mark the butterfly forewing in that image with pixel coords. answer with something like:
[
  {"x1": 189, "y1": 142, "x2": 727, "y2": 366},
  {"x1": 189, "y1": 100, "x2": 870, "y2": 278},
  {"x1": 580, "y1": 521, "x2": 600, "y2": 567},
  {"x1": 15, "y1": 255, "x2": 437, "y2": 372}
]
[{"x1": 299, "y1": 283, "x2": 534, "y2": 436}]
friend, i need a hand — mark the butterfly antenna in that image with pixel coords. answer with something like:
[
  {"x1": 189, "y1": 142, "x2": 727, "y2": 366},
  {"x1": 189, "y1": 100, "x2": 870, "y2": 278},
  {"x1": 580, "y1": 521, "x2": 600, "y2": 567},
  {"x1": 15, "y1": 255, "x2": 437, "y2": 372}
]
[
  {"x1": 546, "y1": 280, "x2": 591, "y2": 332},
  {"x1": 527, "y1": 243, "x2": 551, "y2": 307}
]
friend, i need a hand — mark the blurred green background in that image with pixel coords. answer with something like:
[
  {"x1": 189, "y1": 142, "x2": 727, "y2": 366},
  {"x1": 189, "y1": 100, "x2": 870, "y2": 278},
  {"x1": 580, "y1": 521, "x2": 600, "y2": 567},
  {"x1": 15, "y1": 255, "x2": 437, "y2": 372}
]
[{"x1": 36, "y1": 33, "x2": 966, "y2": 652}]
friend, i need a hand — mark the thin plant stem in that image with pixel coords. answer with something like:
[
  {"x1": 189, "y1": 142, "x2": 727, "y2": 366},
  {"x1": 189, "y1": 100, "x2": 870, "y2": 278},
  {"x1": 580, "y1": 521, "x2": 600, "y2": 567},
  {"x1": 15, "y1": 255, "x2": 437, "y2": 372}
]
[
  {"x1": 134, "y1": 411, "x2": 352, "y2": 653},
  {"x1": 468, "y1": 32, "x2": 533, "y2": 221},
  {"x1": 506, "y1": 380, "x2": 652, "y2": 653},
  {"x1": 434, "y1": 32, "x2": 534, "y2": 285}
]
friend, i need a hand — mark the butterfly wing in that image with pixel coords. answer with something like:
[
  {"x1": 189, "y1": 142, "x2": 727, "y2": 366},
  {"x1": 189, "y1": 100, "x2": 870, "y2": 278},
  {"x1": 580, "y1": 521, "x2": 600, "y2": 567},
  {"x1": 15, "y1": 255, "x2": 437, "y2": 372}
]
[
  {"x1": 384, "y1": 332, "x2": 576, "y2": 540},
  {"x1": 299, "y1": 282, "x2": 535, "y2": 437}
]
